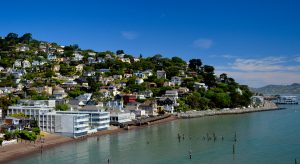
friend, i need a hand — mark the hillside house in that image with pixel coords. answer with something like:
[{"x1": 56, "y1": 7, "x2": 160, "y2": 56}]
[{"x1": 157, "y1": 70, "x2": 166, "y2": 79}]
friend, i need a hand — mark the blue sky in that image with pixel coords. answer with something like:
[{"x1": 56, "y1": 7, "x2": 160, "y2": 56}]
[{"x1": 1, "y1": 0, "x2": 300, "y2": 87}]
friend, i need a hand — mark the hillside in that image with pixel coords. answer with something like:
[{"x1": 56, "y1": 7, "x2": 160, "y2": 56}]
[
  {"x1": 0, "y1": 32, "x2": 253, "y2": 111},
  {"x1": 251, "y1": 83, "x2": 300, "y2": 94}
]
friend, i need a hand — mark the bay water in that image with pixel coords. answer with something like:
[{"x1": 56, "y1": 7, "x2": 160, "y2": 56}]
[{"x1": 10, "y1": 104, "x2": 300, "y2": 164}]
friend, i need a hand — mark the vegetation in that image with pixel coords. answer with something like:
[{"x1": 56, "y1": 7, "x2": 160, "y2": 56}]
[
  {"x1": 55, "y1": 104, "x2": 69, "y2": 111},
  {"x1": 0, "y1": 32, "x2": 253, "y2": 113},
  {"x1": 8, "y1": 112, "x2": 28, "y2": 118}
]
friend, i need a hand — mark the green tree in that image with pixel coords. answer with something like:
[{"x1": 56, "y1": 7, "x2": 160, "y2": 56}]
[
  {"x1": 165, "y1": 66, "x2": 180, "y2": 79},
  {"x1": 19, "y1": 33, "x2": 32, "y2": 44},
  {"x1": 32, "y1": 127, "x2": 41, "y2": 135},
  {"x1": 4, "y1": 131, "x2": 13, "y2": 140},
  {"x1": 186, "y1": 92, "x2": 210, "y2": 110},
  {"x1": 55, "y1": 104, "x2": 69, "y2": 111},
  {"x1": 188, "y1": 59, "x2": 202, "y2": 71},
  {"x1": 214, "y1": 93, "x2": 231, "y2": 108},
  {"x1": 116, "y1": 50, "x2": 124, "y2": 55}
]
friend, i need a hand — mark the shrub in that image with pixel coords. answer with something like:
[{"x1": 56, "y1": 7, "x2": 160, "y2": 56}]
[
  {"x1": 32, "y1": 127, "x2": 40, "y2": 135},
  {"x1": 4, "y1": 131, "x2": 13, "y2": 140},
  {"x1": 0, "y1": 138, "x2": 3, "y2": 146}
]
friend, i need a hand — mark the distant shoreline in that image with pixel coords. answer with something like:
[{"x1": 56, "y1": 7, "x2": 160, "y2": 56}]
[
  {"x1": 0, "y1": 103, "x2": 280, "y2": 163},
  {"x1": 177, "y1": 106, "x2": 281, "y2": 119}
]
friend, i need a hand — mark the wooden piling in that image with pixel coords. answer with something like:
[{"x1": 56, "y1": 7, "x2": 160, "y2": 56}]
[
  {"x1": 232, "y1": 144, "x2": 235, "y2": 154},
  {"x1": 234, "y1": 132, "x2": 237, "y2": 142}
]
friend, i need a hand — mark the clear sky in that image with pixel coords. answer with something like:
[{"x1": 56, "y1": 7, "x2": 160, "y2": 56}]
[{"x1": 1, "y1": 0, "x2": 300, "y2": 87}]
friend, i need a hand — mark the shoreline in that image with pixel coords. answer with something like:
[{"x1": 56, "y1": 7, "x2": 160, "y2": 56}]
[
  {"x1": 178, "y1": 106, "x2": 282, "y2": 118},
  {"x1": 0, "y1": 104, "x2": 280, "y2": 163},
  {"x1": 0, "y1": 115, "x2": 178, "y2": 163}
]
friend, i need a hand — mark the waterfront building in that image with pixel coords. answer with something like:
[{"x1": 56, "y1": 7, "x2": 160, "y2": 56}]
[
  {"x1": 276, "y1": 96, "x2": 298, "y2": 104},
  {"x1": 7, "y1": 100, "x2": 56, "y2": 119},
  {"x1": 110, "y1": 110, "x2": 135, "y2": 125},
  {"x1": 39, "y1": 112, "x2": 90, "y2": 137}
]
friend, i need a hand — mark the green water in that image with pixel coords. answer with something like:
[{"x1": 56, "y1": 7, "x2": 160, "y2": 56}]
[{"x1": 10, "y1": 105, "x2": 300, "y2": 164}]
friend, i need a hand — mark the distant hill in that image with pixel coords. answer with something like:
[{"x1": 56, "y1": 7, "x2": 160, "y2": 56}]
[{"x1": 251, "y1": 83, "x2": 300, "y2": 94}]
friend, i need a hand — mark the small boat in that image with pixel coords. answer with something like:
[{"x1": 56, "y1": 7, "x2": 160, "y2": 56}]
[{"x1": 276, "y1": 96, "x2": 298, "y2": 104}]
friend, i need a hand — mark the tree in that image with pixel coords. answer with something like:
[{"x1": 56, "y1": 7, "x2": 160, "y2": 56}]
[
  {"x1": 20, "y1": 33, "x2": 32, "y2": 44},
  {"x1": 32, "y1": 127, "x2": 41, "y2": 135},
  {"x1": 68, "y1": 87, "x2": 85, "y2": 98},
  {"x1": 186, "y1": 92, "x2": 210, "y2": 110},
  {"x1": 165, "y1": 66, "x2": 180, "y2": 79},
  {"x1": 203, "y1": 65, "x2": 215, "y2": 74},
  {"x1": 4, "y1": 131, "x2": 13, "y2": 140},
  {"x1": 189, "y1": 59, "x2": 202, "y2": 71},
  {"x1": 5, "y1": 33, "x2": 18, "y2": 42},
  {"x1": 55, "y1": 104, "x2": 69, "y2": 111},
  {"x1": 214, "y1": 93, "x2": 231, "y2": 108},
  {"x1": 220, "y1": 73, "x2": 228, "y2": 83},
  {"x1": 116, "y1": 50, "x2": 124, "y2": 55}
]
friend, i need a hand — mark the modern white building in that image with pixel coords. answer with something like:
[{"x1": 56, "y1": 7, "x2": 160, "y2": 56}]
[
  {"x1": 72, "y1": 110, "x2": 110, "y2": 131},
  {"x1": 7, "y1": 100, "x2": 56, "y2": 119},
  {"x1": 110, "y1": 111, "x2": 135, "y2": 125},
  {"x1": 7, "y1": 100, "x2": 110, "y2": 137},
  {"x1": 39, "y1": 112, "x2": 90, "y2": 137}
]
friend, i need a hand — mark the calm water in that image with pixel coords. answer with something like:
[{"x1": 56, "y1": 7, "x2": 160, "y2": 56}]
[{"x1": 10, "y1": 104, "x2": 300, "y2": 164}]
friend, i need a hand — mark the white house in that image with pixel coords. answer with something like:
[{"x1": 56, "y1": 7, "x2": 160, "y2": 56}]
[
  {"x1": 120, "y1": 58, "x2": 131, "y2": 63},
  {"x1": 110, "y1": 110, "x2": 135, "y2": 125},
  {"x1": 22, "y1": 60, "x2": 31, "y2": 68},
  {"x1": 88, "y1": 52, "x2": 96, "y2": 56},
  {"x1": 32, "y1": 60, "x2": 40, "y2": 66},
  {"x1": 14, "y1": 59, "x2": 22, "y2": 68},
  {"x1": 87, "y1": 57, "x2": 95, "y2": 64},
  {"x1": 135, "y1": 78, "x2": 144, "y2": 85},
  {"x1": 52, "y1": 86, "x2": 67, "y2": 99},
  {"x1": 133, "y1": 71, "x2": 146, "y2": 79},
  {"x1": 99, "y1": 89, "x2": 110, "y2": 98},
  {"x1": 96, "y1": 57, "x2": 106, "y2": 63},
  {"x1": 143, "y1": 69, "x2": 153, "y2": 77},
  {"x1": 16, "y1": 45, "x2": 29, "y2": 52},
  {"x1": 73, "y1": 51, "x2": 83, "y2": 61},
  {"x1": 194, "y1": 82, "x2": 208, "y2": 90},
  {"x1": 236, "y1": 88, "x2": 243, "y2": 95},
  {"x1": 165, "y1": 90, "x2": 179, "y2": 99},
  {"x1": 75, "y1": 64, "x2": 84, "y2": 73},
  {"x1": 47, "y1": 53, "x2": 57, "y2": 61},
  {"x1": 157, "y1": 70, "x2": 166, "y2": 79},
  {"x1": 171, "y1": 76, "x2": 182, "y2": 86},
  {"x1": 113, "y1": 75, "x2": 123, "y2": 80}
]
